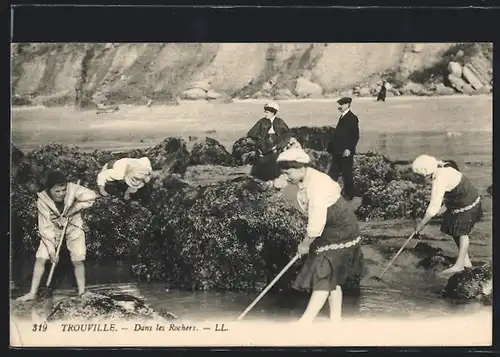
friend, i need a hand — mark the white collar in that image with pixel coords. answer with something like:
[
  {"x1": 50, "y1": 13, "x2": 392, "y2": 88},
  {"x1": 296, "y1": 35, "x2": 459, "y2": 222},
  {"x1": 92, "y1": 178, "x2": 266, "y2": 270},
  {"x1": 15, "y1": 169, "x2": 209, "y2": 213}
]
[
  {"x1": 298, "y1": 167, "x2": 310, "y2": 190},
  {"x1": 341, "y1": 108, "x2": 350, "y2": 117}
]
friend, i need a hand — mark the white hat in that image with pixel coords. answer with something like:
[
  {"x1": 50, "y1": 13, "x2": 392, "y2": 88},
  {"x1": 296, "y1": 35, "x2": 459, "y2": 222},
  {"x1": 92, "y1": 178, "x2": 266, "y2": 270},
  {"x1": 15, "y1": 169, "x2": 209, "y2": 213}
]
[
  {"x1": 412, "y1": 154, "x2": 438, "y2": 175},
  {"x1": 264, "y1": 101, "x2": 279, "y2": 113},
  {"x1": 277, "y1": 147, "x2": 311, "y2": 164}
]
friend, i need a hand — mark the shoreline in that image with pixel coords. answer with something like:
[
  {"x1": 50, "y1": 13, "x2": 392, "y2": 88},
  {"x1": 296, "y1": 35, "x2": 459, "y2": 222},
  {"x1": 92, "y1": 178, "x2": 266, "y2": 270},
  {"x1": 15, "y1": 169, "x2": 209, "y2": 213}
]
[{"x1": 11, "y1": 93, "x2": 493, "y2": 111}]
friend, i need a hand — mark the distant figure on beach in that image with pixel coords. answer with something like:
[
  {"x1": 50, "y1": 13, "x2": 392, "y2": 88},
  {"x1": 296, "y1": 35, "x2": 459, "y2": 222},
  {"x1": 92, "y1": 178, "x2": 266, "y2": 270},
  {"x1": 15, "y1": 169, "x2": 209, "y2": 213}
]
[
  {"x1": 412, "y1": 155, "x2": 483, "y2": 275},
  {"x1": 247, "y1": 102, "x2": 291, "y2": 181},
  {"x1": 274, "y1": 147, "x2": 365, "y2": 323},
  {"x1": 327, "y1": 97, "x2": 360, "y2": 201},
  {"x1": 376, "y1": 81, "x2": 387, "y2": 102},
  {"x1": 97, "y1": 157, "x2": 156, "y2": 201},
  {"x1": 16, "y1": 171, "x2": 97, "y2": 301}
]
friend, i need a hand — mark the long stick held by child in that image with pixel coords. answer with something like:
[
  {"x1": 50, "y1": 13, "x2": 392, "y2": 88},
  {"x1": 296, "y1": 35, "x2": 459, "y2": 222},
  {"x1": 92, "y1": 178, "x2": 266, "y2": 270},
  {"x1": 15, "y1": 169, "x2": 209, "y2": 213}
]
[{"x1": 16, "y1": 171, "x2": 98, "y2": 301}]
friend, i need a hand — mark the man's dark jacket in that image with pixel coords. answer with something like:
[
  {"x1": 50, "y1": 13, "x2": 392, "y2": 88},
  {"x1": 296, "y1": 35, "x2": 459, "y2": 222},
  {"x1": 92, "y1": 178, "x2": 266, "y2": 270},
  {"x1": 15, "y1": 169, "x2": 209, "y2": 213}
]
[{"x1": 327, "y1": 110, "x2": 360, "y2": 155}]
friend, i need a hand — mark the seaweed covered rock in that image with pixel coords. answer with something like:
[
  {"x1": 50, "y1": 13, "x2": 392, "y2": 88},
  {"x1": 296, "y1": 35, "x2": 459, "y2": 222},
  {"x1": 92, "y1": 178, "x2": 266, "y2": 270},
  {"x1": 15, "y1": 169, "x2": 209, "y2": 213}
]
[
  {"x1": 143, "y1": 137, "x2": 191, "y2": 175},
  {"x1": 10, "y1": 187, "x2": 153, "y2": 259},
  {"x1": 290, "y1": 126, "x2": 336, "y2": 151},
  {"x1": 141, "y1": 174, "x2": 198, "y2": 215},
  {"x1": 11, "y1": 185, "x2": 39, "y2": 254},
  {"x1": 133, "y1": 176, "x2": 307, "y2": 291},
  {"x1": 183, "y1": 165, "x2": 252, "y2": 187},
  {"x1": 232, "y1": 137, "x2": 258, "y2": 166},
  {"x1": 22, "y1": 143, "x2": 102, "y2": 190},
  {"x1": 304, "y1": 149, "x2": 332, "y2": 174},
  {"x1": 356, "y1": 180, "x2": 431, "y2": 220},
  {"x1": 188, "y1": 137, "x2": 233, "y2": 166},
  {"x1": 353, "y1": 152, "x2": 397, "y2": 197},
  {"x1": 442, "y1": 263, "x2": 492, "y2": 303},
  {"x1": 11, "y1": 143, "x2": 25, "y2": 177},
  {"x1": 412, "y1": 241, "x2": 444, "y2": 258},
  {"x1": 46, "y1": 292, "x2": 177, "y2": 321},
  {"x1": 417, "y1": 255, "x2": 456, "y2": 272},
  {"x1": 83, "y1": 197, "x2": 153, "y2": 258}
]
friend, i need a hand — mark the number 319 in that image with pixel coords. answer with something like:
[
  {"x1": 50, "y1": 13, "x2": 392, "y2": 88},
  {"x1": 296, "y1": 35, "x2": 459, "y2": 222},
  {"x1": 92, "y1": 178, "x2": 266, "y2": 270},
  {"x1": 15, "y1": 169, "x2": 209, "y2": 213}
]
[{"x1": 32, "y1": 323, "x2": 47, "y2": 332}]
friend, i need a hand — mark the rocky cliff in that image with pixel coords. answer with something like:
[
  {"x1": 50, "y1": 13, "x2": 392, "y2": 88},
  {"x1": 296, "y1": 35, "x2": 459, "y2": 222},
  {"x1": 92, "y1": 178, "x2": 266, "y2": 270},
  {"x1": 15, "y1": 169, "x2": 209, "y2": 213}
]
[{"x1": 11, "y1": 43, "x2": 493, "y2": 107}]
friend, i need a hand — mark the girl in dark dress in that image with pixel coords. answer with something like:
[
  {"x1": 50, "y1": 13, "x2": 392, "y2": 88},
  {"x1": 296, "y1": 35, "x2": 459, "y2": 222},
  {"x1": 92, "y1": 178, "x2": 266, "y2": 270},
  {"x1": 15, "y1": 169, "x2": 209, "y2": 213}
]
[
  {"x1": 412, "y1": 155, "x2": 483, "y2": 275},
  {"x1": 274, "y1": 147, "x2": 365, "y2": 322},
  {"x1": 247, "y1": 102, "x2": 291, "y2": 181}
]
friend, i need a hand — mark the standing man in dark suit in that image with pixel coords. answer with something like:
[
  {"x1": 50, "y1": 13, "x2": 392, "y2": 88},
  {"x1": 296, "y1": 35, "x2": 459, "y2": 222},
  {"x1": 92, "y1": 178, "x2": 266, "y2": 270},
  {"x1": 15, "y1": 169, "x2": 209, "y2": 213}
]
[{"x1": 327, "y1": 97, "x2": 360, "y2": 201}]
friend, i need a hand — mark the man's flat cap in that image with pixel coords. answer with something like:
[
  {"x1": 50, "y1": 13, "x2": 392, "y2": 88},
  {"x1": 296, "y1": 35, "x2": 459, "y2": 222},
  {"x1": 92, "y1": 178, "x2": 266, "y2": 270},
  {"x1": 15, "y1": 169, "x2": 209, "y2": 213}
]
[{"x1": 337, "y1": 97, "x2": 352, "y2": 105}]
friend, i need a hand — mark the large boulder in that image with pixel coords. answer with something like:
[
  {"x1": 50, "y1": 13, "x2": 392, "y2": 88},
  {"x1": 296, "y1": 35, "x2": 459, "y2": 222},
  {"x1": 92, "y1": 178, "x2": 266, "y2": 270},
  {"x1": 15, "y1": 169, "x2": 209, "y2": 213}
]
[
  {"x1": 82, "y1": 197, "x2": 154, "y2": 259},
  {"x1": 447, "y1": 61, "x2": 463, "y2": 77},
  {"x1": 132, "y1": 176, "x2": 308, "y2": 291},
  {"x1": 434, "y1": 83, "x2": 456, "y2": 96},
  {"x1": 22, "y1": 143, "x2": 103, "y2": 191},
  {"x1": 442, "y1": 263, "x2": 492, "y2": 304},
  {"x1": 10, "y1": 186, "x2": 154, "y2": 259},
  {"x1": 183, "y1": 165, "x2": 251, "y2": 187},
  {"x1": 352, "y1": 152, "x2": 398, "y2": 198},
  {"x1": 232, "y1": 137, "x2": 258, "y2": 166},
  {"x1": 295, "y1": 77, "x2": 323, "y2": 98},
  {"x1": 144, "y1": 137, "x2": 191, "y2": 175},
  {"x1": 289, "y1": 126, "x2": 336, "y2": 151},
  {"x1": 356, "y1": 179, "x2": 431, "y2": 221},
  {"x1": 274, "y1": 88, "x2": 295, "y2": 100},
  {"x1": 181, "y1": 88, "x2": 207, "y2": 100},
  {"x1": 401, "y1": 82, "x2": 429, "y2": 96},
  {"x1": 305, "y1": 149, "x2": 332, "y2": 174},
  {"x1": 45, "y1": 292, "x2": 177, "y2": 321},
  {"x1": 448, "y1": 74, "x2": 474, "y2": 94},
  {"x1": 188, "y1": 137, "x2": 233, "y2": 166}
]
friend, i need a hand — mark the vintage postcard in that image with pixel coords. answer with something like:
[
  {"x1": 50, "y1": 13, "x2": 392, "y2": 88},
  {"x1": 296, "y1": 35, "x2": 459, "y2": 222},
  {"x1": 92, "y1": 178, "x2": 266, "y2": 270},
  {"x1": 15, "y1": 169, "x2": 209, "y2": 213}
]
[{"x1": 10, "y1": 40, "x2": 493, "y2": 347}]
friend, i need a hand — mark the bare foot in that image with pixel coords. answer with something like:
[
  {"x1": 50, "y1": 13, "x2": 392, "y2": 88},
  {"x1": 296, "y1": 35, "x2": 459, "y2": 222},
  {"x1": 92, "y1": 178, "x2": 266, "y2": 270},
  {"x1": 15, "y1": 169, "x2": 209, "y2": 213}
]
[
  {"x1": 440, "y1": 266, "x2": 464, "y2": 275},
  {"x1": 16, "y1": 293, "x2": 37, "y2": 302}
]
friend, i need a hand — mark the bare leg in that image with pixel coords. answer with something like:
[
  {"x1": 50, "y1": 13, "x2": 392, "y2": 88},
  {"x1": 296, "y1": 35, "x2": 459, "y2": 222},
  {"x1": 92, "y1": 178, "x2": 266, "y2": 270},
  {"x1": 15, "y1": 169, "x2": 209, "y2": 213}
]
[
  {"x1": 441, "y1": 235, "x2": 470, "y2": 275},
  {"x1": 73, "y1": 261, "x2": 85, "y2": 295},
  {"x1": 16, "y1": 258, "x2": 47, "y2": 301},
  {"x1": 464, "y1": 253, "x2": 472, "y2": 268},
  {"x1": 299, "y1": 290, "x2": 329, "y2": 323},
  {"x1": 328, "y1": 285, "x2": 343, "y2": 322},
  {"x1": 451, "y1": 235, "x2": 472, "y2": 268}
]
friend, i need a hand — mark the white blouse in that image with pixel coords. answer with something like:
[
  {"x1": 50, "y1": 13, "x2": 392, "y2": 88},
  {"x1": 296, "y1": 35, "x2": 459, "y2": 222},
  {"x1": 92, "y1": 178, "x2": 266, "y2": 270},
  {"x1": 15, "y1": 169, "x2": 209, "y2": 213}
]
[
  {"x1": 297, "y1": 167, "x2": 342, "y2": 238},
  {"x1": 427, "y1": 166, "x2": 462, "y2": 216},
  {"x1": 267, "y1": 119, "x2": 276, "y2": 134}
]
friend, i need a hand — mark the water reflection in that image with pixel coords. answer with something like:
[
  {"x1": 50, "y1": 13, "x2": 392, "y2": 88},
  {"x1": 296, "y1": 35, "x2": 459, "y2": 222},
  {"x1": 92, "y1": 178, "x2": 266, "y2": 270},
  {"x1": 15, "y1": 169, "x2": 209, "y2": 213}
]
[{"x1": 10, "y1": 256, "x2": 488, "y2": 322}]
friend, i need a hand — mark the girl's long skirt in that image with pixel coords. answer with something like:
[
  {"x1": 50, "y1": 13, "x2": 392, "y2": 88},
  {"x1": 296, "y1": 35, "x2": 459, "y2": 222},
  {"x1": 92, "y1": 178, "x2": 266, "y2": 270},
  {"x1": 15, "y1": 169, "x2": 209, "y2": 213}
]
[{"x1": 250, "y1": 151, "x2": 281, "y2": 182}]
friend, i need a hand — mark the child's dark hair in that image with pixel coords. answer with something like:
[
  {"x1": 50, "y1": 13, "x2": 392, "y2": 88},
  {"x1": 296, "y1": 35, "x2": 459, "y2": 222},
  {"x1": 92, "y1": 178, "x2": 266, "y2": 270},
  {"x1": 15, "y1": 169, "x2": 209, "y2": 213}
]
[
  {"x1": 277, "y1": 160, "x2": 309, "y2": 171},
  {"x1": 44, "y1": 170, "x2": 68, "y2": 191}
]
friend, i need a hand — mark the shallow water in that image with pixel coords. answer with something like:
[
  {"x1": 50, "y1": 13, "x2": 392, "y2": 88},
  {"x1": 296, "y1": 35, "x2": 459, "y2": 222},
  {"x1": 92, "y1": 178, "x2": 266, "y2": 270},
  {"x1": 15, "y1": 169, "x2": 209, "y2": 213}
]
[{"x1": 10, "y1": 256, "x2": 489, "y2": 322}]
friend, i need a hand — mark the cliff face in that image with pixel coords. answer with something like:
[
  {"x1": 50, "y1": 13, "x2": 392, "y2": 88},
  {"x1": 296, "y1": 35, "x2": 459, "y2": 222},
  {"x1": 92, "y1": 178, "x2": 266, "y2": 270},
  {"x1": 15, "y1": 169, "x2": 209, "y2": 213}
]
[{"x1": 11, "y1": 42, "x2": 493, "y2": 107}]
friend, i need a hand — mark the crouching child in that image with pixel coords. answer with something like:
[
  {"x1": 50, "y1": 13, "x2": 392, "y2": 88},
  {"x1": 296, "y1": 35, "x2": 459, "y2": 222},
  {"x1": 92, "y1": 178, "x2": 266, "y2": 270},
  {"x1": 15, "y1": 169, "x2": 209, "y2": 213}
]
[
  {"x1": 16, "y1": 171, "x2": 97, "y2": 301},
  {"x1": 97, "y1": 156, "x2": 156, "y2": 201}
]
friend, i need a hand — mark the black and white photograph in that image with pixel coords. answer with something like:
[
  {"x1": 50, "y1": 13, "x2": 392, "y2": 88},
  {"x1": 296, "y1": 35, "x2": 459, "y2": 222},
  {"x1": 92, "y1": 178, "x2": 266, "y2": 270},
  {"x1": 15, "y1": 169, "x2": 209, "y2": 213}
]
[{"x1": 10, "y1": 40, "x2": 493, "y2": 347}]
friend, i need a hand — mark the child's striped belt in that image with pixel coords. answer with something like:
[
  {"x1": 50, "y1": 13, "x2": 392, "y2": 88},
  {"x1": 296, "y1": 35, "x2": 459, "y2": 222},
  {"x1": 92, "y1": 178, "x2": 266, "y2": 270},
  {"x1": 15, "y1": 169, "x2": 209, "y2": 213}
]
[{"x1": 316, "y1": 236, "x2": 362, "y2": 253}]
